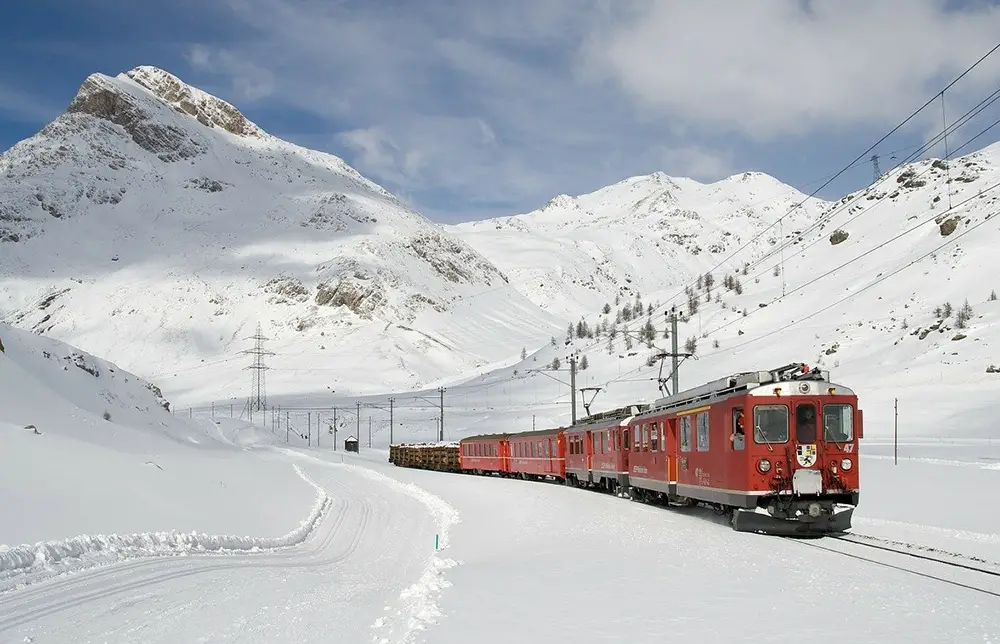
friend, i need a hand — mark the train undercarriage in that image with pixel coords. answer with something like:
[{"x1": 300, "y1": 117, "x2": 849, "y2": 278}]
[{"x1": 620, "y1": 483, "x2": 857, "y2": 537}]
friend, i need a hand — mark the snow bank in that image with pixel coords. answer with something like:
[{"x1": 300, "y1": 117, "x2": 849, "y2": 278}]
[
  {"x1": 0, "y1": 463, "x2": 330, "y2": 589},
  {"x1": 343, "y1": 464, "x2": 461, "y2": 643}
]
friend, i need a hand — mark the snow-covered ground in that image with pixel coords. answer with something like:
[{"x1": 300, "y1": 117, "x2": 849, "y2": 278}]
[
  {"x1": 1, "y1": 323, "x2": 998, "y2": 642},
  {"x1": 4, "y1": 434, "x2": 998, "y2": 641}
]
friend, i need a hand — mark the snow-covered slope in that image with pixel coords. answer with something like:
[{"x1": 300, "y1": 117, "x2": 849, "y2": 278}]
[
  {"x1": 0, "y1": 320, "x2": 318, "y2": 552},
  {"x1": 0, "y1": 66, "x2": 561, "y2": 404},
  {"x1": 446, "y1": 170, "x2": 829, "y2": 318}
]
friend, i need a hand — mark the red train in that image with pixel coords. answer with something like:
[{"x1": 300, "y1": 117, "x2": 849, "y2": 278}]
[{"x1": 456, "y1": 363, "x2": 862, "y2": 536}]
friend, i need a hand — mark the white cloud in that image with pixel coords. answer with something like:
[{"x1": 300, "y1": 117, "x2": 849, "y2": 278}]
[
  {"x1": 656, "y1": 145, "x2": 736, "y2": 182},
  {"x1": 185, "y1": 44, "x2": 275, "y2": 102},
  {"x1": 580, "y1": 0, "x2": 1000, "y2": 141}
]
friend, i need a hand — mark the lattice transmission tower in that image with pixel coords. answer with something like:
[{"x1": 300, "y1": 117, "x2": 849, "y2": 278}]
[{"x1": 242, "y1": 323, "x2": 274, "y2": 415}]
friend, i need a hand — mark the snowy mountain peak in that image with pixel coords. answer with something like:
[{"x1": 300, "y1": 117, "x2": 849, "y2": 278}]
[{"x1": 0, "y1": 65, "x2": 557, "y2": 399}]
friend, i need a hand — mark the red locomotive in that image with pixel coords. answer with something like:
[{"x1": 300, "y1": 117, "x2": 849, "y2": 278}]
[{"x1": 454, "y1": 363, "x2": 861, "y2": 536}]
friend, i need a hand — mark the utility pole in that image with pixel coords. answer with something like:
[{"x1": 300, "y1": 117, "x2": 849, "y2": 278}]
[
  {"x1": 389, "y1": 397, "x2": 394, "y2": 446},
  {"x1": 285, "y1": 411, "x2": 289, "y2": 443},
  {"x1": 332, "y1": 407, "x2": 338, "y2": 451},
  {"x1": 569, "y1": 354, "x2": 577, "y2": 425},
  {"x1": 369, "y1": 417, "x2": 372, "y2": 448},
  {"x1": 870, "y1": 154, "x2": 880, "y2": 183},
  {"x1": 242, "y1": 323, "x2": 274, "y2": 421},
  {"x1": 356, "y1": 401, "x2": 361, "y2": 441},
  {"x1": 438, "y1": 387, "x2": 445, "y2": 441},
  {"x1": 670, "y1": 307, "x2": 679, "y2": 395},
  {"x1": 894, "y1": 397, "x2": 898, "y2": 465}
]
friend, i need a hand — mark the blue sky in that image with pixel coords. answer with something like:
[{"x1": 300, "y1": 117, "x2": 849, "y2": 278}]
[{"x1": 3, "y1": 1, "x2": 1000, "y2": 223}]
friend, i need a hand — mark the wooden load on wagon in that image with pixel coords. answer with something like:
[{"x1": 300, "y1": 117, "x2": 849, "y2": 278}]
[{"x1": 389, "y1": 441, "x2": 461, "y2": 472}]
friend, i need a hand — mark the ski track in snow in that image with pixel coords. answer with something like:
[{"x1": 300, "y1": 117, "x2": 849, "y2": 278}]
[
  {"x1": 274, "y1": 448, "x2": 462, "y2": 644},
  {"x1": 0, "y1": 463, "x2": 332, "y2": 593}
]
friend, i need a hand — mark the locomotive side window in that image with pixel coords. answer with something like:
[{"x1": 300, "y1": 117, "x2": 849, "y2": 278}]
[
  {"x1": 696, "y1": 411, "x2": 710, "y2": 451},
  {"x1": 650, "y1": 424, "x2": 659, "y2": 452},
  {"x1": 753, "y1": 405, "x2": 789, "y2": 443},
  {"x1": 732, "y1": 408, "x2": 745, "y2": 451},
  {"x1": 796, "y1": 403, "x2": 818, "y2": 443},
  {"x1": 823, "y1": 404, "x2": 854, "y2": 442},
  {"x1": 680, "y1": 416, "x2": 692, "y2": 452},
  {"x1": 623, "y1": 429, "x2": 631, "y2": 451}
]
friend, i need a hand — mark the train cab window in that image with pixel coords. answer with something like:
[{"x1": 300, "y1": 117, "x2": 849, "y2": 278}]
[
  {"x1": 732, "y1": 408, "x2": 746, "y2": 451},
  {"x1": 623, "y1": 429, "x2": 630, "y2": 451},
  {"x1": 680, "y1": 416, "x2": 692, "y2": 452},
  {"x1": 796, "y1": 403, "x2": 818, "y2": 443},
  {"x1": 650, "y1": 424, "x2": 659, "y2": 452},
  {"x1": 823, "y1": 404, "x2": 855, "y2": 442},
  {"x1": 753, "y1": 405, "x2": 789, "y2": 443},
  {"x1": 696, "y1": 411, "x2": 710, "y2": 451}
]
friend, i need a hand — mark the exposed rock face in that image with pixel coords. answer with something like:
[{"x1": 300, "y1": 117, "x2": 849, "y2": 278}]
[
  {"x1": 124, "y1": 66, "x2": 264, "y2": 139},
  {"x1": 67, "y1": 74, "x2": 206, "y2": 162},
  {"x1": 408, "y1": 231, "x2": 507, "y2": 284}
]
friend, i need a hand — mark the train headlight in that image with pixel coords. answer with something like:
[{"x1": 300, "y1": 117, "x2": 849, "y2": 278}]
[
  {"x1": 757, "y1": 458, "x2": 771, "y2": 473},
  {"x1": 841, "y1": 457, "x2": 853, "y2": 471}
]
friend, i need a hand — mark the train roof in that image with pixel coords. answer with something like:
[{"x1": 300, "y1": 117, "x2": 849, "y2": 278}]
[
  {"x1": 637, "y1": 362, "x2": 850, "y2": 416},
  {"x1": 462, "y1": 426, "x2": 566, "y2": 442}
]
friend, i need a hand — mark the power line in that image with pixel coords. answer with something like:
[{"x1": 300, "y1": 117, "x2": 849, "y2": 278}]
[
  {"x1": 694, "y1": 182, "x2": 1000, "y2": 360},
  {"x1": 732, "y1": 84, "x2": 1000, "y2": 286},
  {"x1": 655, "y1": 38, "x2": 1000, "y2": 317}
]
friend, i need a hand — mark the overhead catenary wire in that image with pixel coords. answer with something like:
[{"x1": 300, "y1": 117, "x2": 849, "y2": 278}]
[
  {"x1": 652, "y1": 180, "x2": 1000, "y2": 366},
  {"x1": 730, "y1": 85, "x2": 1000, "y2": 286},
  {"x1": 654, "y1": 38, "x2": 1000, "y2": 316}
]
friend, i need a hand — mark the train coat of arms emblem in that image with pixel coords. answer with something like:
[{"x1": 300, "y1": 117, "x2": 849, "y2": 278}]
[{"x1": 796, "y1": 444, "x2": 818, "y2": 467}]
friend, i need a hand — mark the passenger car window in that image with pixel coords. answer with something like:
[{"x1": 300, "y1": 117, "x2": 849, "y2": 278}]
[
  {"x1": 680, "y1": 416, "x2": 691, "y2": 452},
  {"x1": 696, "y1": 411, "x2": 710, "y2": 451},
  {"x1": 753, "y1": 405, "x2": 789, "y2": 443}
]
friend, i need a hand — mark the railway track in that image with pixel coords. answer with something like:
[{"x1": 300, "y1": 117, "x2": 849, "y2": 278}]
[{"x1": 789, "y1": 531, "x2": 1000, "y2": 598}]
